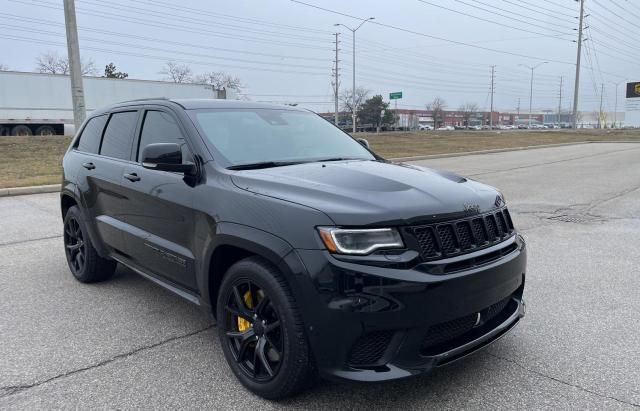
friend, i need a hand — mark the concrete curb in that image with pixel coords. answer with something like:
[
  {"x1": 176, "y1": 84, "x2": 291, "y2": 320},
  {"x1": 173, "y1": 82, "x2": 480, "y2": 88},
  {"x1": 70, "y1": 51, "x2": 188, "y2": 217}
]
[
  {"x1": 389, "y1": 140, "x2": 640, "y2": 162},
  {"x1": 1, "y1": 140, "x2": 638, "y2": 197},
  {"x1": 0, "y1": 184, "x2": 61, "y2": 197}
]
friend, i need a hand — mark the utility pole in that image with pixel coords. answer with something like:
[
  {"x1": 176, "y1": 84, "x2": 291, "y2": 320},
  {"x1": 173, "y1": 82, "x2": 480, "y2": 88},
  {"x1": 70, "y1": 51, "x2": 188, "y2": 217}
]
[
  {"x1": 599, "y1": 83, "x2": 604, "y2": 129},
  {"x1": 335, "y1": 17, "x2": 375, "y2": 134},
  {"x1": 519, "y1": 62, "x2": 548, "y2": 128},
  {"x1": 333, "y1": 32, "x2": 340, "y2": 126},
  {"x1": 490, "y1": 65, "x2": 495, "y2": 129},
  {"x1": 63, "y1": 0, "x2": 86, "y2": 131},
  {"x1": 610, "y1": 81, "x2": 622, "y2": 128},
  {"x1": 572, "y1": 0, "x2": 585, "y2": 130},
  {"x1": 517, "y1": 98, "x2": 521, "y2": 117},
  {"x1": 558, "y1": 76, "x2": 563, "y2": 128}
]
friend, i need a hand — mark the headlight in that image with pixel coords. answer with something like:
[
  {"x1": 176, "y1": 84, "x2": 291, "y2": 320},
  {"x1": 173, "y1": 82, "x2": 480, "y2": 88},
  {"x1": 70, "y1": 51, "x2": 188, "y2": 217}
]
[{"x1": 317, "y1": 227, "x2": 404, "y2": 255}]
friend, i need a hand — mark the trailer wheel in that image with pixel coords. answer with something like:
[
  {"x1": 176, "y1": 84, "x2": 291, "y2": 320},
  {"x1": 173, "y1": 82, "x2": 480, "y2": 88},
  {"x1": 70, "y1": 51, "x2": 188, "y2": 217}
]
[
  {"x1": 35, "y1": 125, "x2": 56, "y2": 136},
  {"x1": 0, "y1": 126, "x2": 9, "y2": 136},
  {"x1": 11, "y1": 125, "x2": 32, "y2": 136}
]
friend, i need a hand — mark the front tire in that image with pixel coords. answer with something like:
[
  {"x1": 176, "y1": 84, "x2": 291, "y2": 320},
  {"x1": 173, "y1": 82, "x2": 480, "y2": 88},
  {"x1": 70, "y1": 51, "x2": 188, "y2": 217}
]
[
  {"x1": 63, "y1": 206, "x2": 117, "y2": 283},
  {"x1": 217, "y1": 257, "x2": 316, "y2": 400}
]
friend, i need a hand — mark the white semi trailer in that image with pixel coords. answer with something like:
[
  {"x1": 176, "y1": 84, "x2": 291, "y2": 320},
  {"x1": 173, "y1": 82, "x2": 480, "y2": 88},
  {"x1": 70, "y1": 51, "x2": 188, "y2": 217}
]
[{"x1": 0, "y1": 71, "x2": 229, "y2": 136}]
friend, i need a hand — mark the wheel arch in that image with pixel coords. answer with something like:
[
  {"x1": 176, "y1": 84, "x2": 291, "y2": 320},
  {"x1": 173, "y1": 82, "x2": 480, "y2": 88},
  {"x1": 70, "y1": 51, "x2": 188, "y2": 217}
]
[
  {"x1": 60, "y1": 191, "x2": 80, "y2": 220},
  {"x1": 202, "y1": 223, "x2": 297, "y2": 319},
  {"x1": 60, "y1": 185, "x2": 111, "y2": 258}
]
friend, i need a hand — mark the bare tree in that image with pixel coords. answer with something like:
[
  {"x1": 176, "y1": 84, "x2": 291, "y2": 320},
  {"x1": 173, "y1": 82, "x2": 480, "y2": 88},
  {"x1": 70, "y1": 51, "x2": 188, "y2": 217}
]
[
  {"x1": 35, "y1": 51, "x2": 96, "y2": 75},
  {"x1": 339, "y1": 86, "x2": 370, "y2": 123},
  {"x1": 194, "y1": 71, "x2": 242, "y2": 91},
  {"x1": 0, "y1": 64, "x2": 9, "y2": 71},
  {"x1": 427, "y1": 97, "x2": 447, "y2": 128},
  {"x1": 160, "y1": 61, "x2": 193, "y2": 83},
  {"x1": 458, "y1": 102, "x2": 479, "y2": 126}
]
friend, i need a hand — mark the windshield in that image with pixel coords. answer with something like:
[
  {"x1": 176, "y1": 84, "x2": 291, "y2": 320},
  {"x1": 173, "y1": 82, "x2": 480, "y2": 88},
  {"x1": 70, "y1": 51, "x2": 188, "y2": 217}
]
[{"x1": 190, "y1": 109, "x2": 375, "y2": 167}]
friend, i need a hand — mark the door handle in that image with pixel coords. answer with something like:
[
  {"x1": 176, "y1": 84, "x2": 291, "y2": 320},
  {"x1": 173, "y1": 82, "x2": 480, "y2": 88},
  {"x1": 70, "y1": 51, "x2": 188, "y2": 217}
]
[
  {"x1": 124, "y1": 172, "x2": 141, "y2": 182},
  {"x1": 82, "y1": 162, "x2": 95, "y2": 170}
]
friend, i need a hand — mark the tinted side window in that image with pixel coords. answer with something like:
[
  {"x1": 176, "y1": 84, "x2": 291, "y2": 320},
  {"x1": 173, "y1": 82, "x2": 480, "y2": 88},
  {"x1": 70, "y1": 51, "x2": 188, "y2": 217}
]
[
  {"x1": 100, "y1": 111, "x2": 138, "y2": 160},
  {"x1": 76, "y1": 115, "x2": 107, "y2": 154},
  {"x1": 137, "y1": 111, "x2": 191, "y2": 162}
]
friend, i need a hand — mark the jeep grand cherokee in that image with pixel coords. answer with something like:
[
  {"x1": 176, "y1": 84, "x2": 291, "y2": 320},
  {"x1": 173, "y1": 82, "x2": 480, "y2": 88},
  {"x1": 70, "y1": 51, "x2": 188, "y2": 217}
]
[{"x1": 61, "y1": 99, "x2": 526, "y2": 399}]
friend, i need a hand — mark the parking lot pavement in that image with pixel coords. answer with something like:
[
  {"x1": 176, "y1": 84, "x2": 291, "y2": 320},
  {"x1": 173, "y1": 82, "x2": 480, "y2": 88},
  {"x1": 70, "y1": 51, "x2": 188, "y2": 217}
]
[{"x1": 1, "y1": 142, "x2": 639, "y2": 409}]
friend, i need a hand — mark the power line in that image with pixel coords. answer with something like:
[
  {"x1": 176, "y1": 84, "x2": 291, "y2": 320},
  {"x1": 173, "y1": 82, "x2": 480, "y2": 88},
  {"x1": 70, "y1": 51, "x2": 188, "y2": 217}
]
[
  {"x1": 134, "y1": 0, "x2": 333, "y2": 34},
  {"x1": 514, "y1": 0, "x2": 577, "y2": 18},
  {"x1": 417, "y1": 0, "x2": 573, "y2": 37},
  {"x1": 75, "y1": 0, "x2": 331, "y2": 43},
  {"x1": 2, "y1": 26, "x2": 331, "y2": 71},
  {"x1": 290, "y1": 0, "x2": 577, "y2": 65},
  {"x1": 591, "y1": 0, "x2": 640, "y2": 32},
  {"x1": 0, "y1": 21, "x2": 336, "y2": 69},
  {"x1": 10, "y1": 0, "x2": 336, "y2": 50},
  {"x1": 0, "y1": 34, "x2": 332, "y2": 76},
  {"x1": 502, "y1": 0, "x2": 575, "y2": 22},
  {"x1": 538, "y1": 0, "x2": 575, "y2": 12},
  {"x1": 460, "y1": 0, "x2": 575, "y2": 31}
]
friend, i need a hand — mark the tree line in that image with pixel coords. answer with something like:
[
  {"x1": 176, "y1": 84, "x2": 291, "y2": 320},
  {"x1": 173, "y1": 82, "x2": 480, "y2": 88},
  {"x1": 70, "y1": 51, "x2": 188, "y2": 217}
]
[{"x1": 340, "y1": 87, "x2": 481, "y2": 130}]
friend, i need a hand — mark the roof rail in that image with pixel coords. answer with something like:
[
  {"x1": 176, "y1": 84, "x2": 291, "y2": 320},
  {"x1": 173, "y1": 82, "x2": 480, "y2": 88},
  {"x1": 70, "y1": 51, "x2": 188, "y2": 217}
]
[{"x1": 118, "y1": 97, "x2": 170, "y2": 103}]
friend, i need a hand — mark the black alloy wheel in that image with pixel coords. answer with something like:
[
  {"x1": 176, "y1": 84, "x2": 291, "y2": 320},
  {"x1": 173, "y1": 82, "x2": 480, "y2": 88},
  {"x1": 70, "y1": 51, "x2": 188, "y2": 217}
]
[
  {"x1": 62, "y1": 205, "x2": 117, "y2": 283},
  {"x1": 64, "y1": 216, "x2": 86, "y2": 274},
  {"x1": 224, "y1": 280, "x2": 284, "y2": 382}
]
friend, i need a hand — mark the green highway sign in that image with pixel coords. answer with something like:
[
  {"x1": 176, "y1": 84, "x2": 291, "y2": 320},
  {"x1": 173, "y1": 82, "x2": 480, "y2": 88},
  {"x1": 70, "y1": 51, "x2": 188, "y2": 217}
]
[{"x1": 389, "y1": 91, "x2": 402, "y2": 100}]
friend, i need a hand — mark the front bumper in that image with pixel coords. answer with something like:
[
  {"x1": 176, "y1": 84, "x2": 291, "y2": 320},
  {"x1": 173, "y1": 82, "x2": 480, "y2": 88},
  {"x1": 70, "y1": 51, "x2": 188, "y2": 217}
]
[{"x1": 289, "y1": 235, "x2": 527, "y2": 382}]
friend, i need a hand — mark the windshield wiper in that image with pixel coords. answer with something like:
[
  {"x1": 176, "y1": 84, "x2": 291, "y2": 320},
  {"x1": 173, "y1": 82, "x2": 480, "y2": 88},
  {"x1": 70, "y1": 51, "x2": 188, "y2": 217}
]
[
  {"x1": 312, "y1": 157, "x2": 363, "y2": 162},
  {"x1": 227, "y1": 161, "x2": 305, "y2": 170}
]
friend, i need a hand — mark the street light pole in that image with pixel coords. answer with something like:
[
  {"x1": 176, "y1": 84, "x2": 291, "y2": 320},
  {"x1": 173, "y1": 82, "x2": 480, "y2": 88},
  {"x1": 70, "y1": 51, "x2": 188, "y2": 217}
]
[
  {"x1": 519, "y1": 62, "x2": 548, "y2": 128},
  {"x1": 335, "y1": 17, "x2": 374, "y2": 134}
]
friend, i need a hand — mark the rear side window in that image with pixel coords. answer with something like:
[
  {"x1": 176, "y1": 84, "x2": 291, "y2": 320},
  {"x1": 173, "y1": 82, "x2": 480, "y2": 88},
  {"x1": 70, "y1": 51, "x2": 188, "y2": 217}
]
[
  {"x1": 137, "y1": 111, "x2": 191, "y2": 162},
  {"x1": 100, "y1": 111, "x2": 138, "y2": 160},
  {"x1": 76, "y1": 115, "x2": 107, "y2": 154}
]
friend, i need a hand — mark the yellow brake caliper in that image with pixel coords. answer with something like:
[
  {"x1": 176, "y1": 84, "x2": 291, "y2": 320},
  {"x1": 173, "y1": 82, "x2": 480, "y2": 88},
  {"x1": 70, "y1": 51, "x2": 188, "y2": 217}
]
[{"x1": 237, "y1": 290, "x2": 253, "y2": 332}]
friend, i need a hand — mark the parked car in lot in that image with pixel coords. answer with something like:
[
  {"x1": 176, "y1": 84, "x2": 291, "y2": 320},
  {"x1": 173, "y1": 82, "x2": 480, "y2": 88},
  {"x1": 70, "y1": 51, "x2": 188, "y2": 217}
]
[
  {"x1": 60, "y1": 99, "x2": 527, "y2": 399},
  {"x1": 419, "y1": 124, "x2": 433, "y2": 130},
  {"x1": 437, "y1": 125, "x2": 455, "y2": 131}
]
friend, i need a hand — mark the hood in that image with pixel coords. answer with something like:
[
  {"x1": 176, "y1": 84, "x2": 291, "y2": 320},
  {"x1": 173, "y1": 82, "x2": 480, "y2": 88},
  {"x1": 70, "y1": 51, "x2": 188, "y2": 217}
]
[{"x1": 230, "y1": 160, "x2": 501, "y2": 226}]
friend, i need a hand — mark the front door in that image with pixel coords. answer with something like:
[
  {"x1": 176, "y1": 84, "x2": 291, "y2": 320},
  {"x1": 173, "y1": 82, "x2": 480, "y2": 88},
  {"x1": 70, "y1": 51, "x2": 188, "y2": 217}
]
[{"x1": 119, "y1": 109, "x2": 198, "y2": 291}]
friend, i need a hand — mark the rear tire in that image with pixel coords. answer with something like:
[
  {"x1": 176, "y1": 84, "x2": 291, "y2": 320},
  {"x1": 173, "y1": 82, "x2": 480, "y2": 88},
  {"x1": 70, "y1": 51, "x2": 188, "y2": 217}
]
[
  {"x1": 35, "y1": 125, "x2": 56, "y2": 136},
  {"x1": 63, "y1": 206, "x2": 117, "y2": 283},
  {"x1": 217, "y1": 256, "x2": 316, "y2": 400},
  {"x1": 11, "y1": 125, "x2": 32, "y2": 136}
]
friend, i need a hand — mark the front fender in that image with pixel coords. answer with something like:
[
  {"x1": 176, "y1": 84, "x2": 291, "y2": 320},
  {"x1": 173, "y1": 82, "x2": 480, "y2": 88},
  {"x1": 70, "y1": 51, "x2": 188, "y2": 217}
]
[{"x1": 198, "y1": 222, "x2": 298, "y2": 317}]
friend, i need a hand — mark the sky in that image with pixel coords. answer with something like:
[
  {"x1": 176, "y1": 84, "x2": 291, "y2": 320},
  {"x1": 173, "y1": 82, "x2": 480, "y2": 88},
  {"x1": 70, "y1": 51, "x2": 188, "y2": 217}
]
[{"x1": 1, "y1": 0, "x2": 637, "y2": 114}]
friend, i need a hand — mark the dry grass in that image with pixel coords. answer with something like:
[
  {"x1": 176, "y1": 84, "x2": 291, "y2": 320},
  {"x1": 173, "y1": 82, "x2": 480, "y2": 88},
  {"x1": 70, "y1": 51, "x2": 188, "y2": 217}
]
[
  {"x1": 0, "y1": 136, "x2": 71, "y2": 188},
  {"x1": 363, "y1": 129, "x2": 640, "y2": 159},
  {"x1": 1, "y1": 130, "x2": 640, "y2": 188}
]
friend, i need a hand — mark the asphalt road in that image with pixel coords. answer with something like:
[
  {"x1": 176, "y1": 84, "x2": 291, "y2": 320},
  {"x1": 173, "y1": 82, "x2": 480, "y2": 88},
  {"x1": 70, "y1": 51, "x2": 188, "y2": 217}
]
[{"x1": 1, "y1": 142, "x2": 639, "y2": 409}]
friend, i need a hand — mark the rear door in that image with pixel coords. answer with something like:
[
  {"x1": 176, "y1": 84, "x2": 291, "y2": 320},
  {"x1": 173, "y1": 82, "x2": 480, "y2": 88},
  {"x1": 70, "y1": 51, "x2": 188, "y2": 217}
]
[
  {"x1": 119, "y1": 108, "x2": 198, "y2": 291},
  {"x1": 80, "y1": 110, "x2": 140, "y2": 255}
]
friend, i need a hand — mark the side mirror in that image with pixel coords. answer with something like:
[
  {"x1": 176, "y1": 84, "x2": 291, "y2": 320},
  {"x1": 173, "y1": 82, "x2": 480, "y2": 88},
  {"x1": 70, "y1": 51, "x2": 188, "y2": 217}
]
[
  {"x1": 357, "y1": 138, "x2": 370, "y2": 149},
  {"x1": 141, "y1": 143, "x2": 195, "y2": 174}
]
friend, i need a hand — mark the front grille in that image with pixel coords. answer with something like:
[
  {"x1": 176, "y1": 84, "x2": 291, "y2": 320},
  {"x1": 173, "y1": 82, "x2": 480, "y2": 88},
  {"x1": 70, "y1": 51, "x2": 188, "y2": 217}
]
[
  {"x1": 421, "y1": 297, "x2": 514, "y2": 355},
  {"x1": 348, "y1": 330, "x2": 395, "y2": 366},
  {"x1": 411, "y1": 208, "x2": 515, "y2": 261}
]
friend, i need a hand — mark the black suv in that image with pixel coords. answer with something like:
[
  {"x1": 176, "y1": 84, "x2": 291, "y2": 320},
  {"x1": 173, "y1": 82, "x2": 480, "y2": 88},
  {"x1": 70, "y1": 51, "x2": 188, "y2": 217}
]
[{"x1": 61, "y1": 99, "x2": 526, "y2": 399}]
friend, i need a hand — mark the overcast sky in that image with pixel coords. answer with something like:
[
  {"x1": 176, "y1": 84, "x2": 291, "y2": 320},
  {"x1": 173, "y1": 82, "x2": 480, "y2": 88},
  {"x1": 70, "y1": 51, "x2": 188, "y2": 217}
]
[{"x1": 1, "y1": 0, "x2": 636, "y2": 114}]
